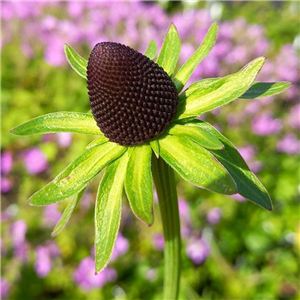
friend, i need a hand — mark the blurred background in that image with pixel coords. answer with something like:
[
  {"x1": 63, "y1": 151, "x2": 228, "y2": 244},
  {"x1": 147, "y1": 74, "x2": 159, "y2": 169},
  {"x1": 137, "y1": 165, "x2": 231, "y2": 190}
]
[{"x1": 1, "y1": 1, "x2": 299, "y2": 299}]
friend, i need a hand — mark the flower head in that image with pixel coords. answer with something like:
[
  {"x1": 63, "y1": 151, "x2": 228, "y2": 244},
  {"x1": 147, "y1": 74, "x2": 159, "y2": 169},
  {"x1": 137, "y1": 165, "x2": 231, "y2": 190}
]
[{"x1": 11, "y1": 23, "x2": 290, "y2": 273}]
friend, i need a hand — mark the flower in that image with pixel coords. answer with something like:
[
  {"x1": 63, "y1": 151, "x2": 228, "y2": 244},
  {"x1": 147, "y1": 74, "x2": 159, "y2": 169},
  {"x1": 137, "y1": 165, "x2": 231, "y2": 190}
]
[
  {"x1": 23, "y1": 148, "x2": 48, "y2": 175},
  {"x1": 1, "y1": 278, "x2": 9, "y2": 299},
  {"x1": 11, "y1": 23, "x2": 290, "y2": 273},
  {"x1": 34, "y1": 245, "x2": 52, "y2": 278},
  {"x1": 277, "y1": 134, "x2": 299, "y2": 155},
  {"x1": 73, "y1": 256, "x2": 117, "y2": 291},
  {"x1": 207, "y1": 207, "x2": 222, "y2": 225},
  {"x1": 186, "y1": 237, "x2": 210, "y2": 265},
  {"x1": 1, "y1": 151, "x2": 13, "y2": 175},
  {"x1": 252, "y1": 112, "x2": 282, "y2": 136}
]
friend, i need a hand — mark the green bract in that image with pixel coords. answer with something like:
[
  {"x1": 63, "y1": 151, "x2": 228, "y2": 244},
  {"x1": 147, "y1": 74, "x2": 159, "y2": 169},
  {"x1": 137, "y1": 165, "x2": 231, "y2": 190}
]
[{"x1": 11, "y1": 22, "x2": 290, "y2": 273}]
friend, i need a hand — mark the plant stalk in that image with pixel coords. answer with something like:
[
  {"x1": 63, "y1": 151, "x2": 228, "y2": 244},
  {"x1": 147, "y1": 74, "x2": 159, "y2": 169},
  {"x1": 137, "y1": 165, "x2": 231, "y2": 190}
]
[{"x1": 152, "y1": 155, "x2": 181, "y2": 300}]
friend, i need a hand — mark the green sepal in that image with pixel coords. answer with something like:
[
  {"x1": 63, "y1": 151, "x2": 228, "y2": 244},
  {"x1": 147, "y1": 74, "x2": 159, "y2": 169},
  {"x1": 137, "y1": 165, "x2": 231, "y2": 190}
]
[
  {"x1": 86, "y1": 136, "x2": 109, "y2": 149},
  {"x1": 51, "y1": 188, "x2": 86, "y2": 237},
  {"x1": 150, "y1": 140, "x2": 160, "y2": 158},
  {"x1": 173, "y1": 23, "x2": 218, "y2": 93},
  {"x1": 168, "y1": 123, "x2": 224, "y2": 150},
  {"x1": 11, "y1": 112, "x2": 101, "y2": 136},
  {"x1": 94, "y1": 152, "x2": 129, "y2": 273},
  {"x1": 177, "y1": 57, "x2": 265, "y2": 120},
  {"x1": 185, "y1": 80, "x2": 291, "y2": 100},
  {"x1": 158, "y1": 134, "x2": 237, "y2": 195},
  {"x1": 156, "y1": 24, "x2": 181, "y2": 77},
  {"x1": 144, "y1": 40, "x2": 158, "y2": 60},
  {"x1": 125, "y1": 145, "x2": 154, "y2": 226},
  {"x1": 239, "y1": 81, "x2": 291, "y2": 99},
  {"x1": 196, "y1": 121, "x2": 272, "y2": 210},
  {"x1": 28, "y1": 143, "x2": 126, "y2": 206},
  {"x1": 64, "y1": 44, "x2": 88, "y2": 79}
]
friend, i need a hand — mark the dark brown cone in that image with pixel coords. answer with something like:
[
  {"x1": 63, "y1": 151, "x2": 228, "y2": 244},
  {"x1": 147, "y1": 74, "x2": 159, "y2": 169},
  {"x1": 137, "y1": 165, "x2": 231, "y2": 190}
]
[{"x1": 87, "y1": 42, "x2": 178, "y2": 146}]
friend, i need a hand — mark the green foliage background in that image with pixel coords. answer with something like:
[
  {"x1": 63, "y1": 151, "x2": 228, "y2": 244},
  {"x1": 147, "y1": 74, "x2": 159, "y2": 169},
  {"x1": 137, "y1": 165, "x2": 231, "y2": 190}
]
[{"x1": 1, "y1": 1, "x2": 299, "y2": 300}]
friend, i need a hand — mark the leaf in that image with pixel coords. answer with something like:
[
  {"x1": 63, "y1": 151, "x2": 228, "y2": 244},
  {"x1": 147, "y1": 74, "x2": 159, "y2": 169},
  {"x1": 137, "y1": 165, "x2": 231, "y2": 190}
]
[
  {"x1": 144, "y1": 40, "x2": 158, "y2": 60},
  {"x1": 177, "y1": 57, "x2": 265, "y2": 120},
  {"x1": 195, "y1": 120, "x2": 272, "y2": 210},
  {"x1": 150, "y1": 140, "x2": 160, "y2": 158},
  {"x1": 125, "y1": 145, "x2": 154, "y2": 226},
  {"x1": 51, "y1": 188, "x2": 86, "y2": 237},
  {"x1": 182, "y1": 78, "x2": 219, "y2": 97},
  {"x1": 64, "y1": 44, "x2": 88, "y2": 79},
  {"x1": 11, "y1": 112, "x2": 101, "y2": 136},
  {"x1": 173, "y1": 23, "x2": 218, "y2": 93},
  {"x1": 158, "y1": 134, "x2": 236, "y2": 195},
  {"x1": 28, "y1": 142, "x2": 126, "y2": 206},
  {"x1": 156, "y1": 24, "x2": 181, "y2": 77},
  {"x1": 94, "y1": 152, "x2": 129, "y2": 272},
  {"x1": 86, "y1": 136, "x2": 109, "y2": 149},
  {"x1": 239, "y1": 81, "x2": 291, "y2": 99},
  {"x1": 168, "y1": 123, "x2": 224, "y2": 150}
]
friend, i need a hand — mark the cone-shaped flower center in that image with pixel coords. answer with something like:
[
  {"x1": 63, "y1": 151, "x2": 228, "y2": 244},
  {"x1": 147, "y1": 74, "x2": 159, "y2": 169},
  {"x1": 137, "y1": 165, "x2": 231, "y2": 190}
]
[{"x1": 87, "y1": 42, "x2": 178, "y2": 146}]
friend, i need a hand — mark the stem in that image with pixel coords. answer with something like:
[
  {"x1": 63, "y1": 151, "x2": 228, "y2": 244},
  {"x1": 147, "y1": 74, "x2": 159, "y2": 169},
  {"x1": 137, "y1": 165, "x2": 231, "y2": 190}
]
[{"x1": 152, "y1": 155, "x2": 181, "y2": 300}]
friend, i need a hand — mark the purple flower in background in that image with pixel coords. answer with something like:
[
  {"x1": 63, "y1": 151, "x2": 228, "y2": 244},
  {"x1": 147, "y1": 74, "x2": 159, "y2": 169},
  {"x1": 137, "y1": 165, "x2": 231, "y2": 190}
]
[
  {"x1": 152, "y1": 234, "x2": 164, "y2": 251},
  {"x1": 110, "y1": 233, "x2": 129, "y2": 262},
  {"x1": 1, "y1": 278, "x2": 9, "y2": 299},
  {"x1": 23, "y1": 148, "x2": 48, "y2": 174},
  {"x1": 57, "y1": 132, "x2": 73, "y2": 148},
  {"x1": 207, "y1": 207, "x2": 222, "y2": 225},
  {"x1": 10, "y1": 220, "x2": 29, "y2": 261},
  {"x1": 35, "y1": 245, "x2": 52, "y2": 278},
  {"x1": 1, "y1": 177, "x2": 12, "y2": 194},
  {"x1": 43, "y1": 204, "x2": 62, "y2": 226},
  {"x1": 73, "y1": 256, "x2": 117, "y2": 291},
  {"x1": 252, "y1": 112, "x2": 282, "y2": 136},
  {"x1": 277, "y1": 134, "x2": 299, "y2": 155},
  {"x1": 287, "y1": 104, "x2": 300, "y2": 129},
  {"x1": 186, "y1": 238, "x2": 210, "y2": 265},
  {"x1": 11, "y1": 220, "x2": 27, "y2": 247},
  {"x1": 1, "y1": 152, "x2": 13, "y2": 175}
]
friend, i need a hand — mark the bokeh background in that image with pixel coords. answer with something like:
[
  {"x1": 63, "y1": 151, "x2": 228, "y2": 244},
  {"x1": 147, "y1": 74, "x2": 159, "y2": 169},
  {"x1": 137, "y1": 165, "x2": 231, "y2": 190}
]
[{"x1": 1, "y1": 1, "x2": 299, "y2": 299}]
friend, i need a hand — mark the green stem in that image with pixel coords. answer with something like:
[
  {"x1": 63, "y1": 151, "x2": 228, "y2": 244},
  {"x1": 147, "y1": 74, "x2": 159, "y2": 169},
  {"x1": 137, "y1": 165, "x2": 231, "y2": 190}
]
[{"x1": 152, "y1": 155, "x2": 181, "y2": 300}]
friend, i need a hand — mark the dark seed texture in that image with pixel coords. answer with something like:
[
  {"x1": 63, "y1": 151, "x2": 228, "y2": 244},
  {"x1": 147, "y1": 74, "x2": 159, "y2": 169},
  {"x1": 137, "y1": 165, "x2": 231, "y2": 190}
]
[{"x1": 87, "y1": 42, "x2": 179, "y2": 146}]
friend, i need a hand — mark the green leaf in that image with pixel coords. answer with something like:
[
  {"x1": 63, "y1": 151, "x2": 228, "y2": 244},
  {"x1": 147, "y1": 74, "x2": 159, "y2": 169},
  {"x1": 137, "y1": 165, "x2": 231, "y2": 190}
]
[
  {"x1": 196, "y1": 121, "x2": 272, "y2": 210},
  {"x1": 64, "y1": 44, "x2": 88, "y2": 79},
  {"x1": 158, "y1": 134, "x2": 236, "y2": 195},
  {"x1": 239, "y1": 81, "x2": 291, "y2": 99},
  {"x1": 168, "y1": 123, "x2": 224, "y2": 150},
  {"x1": 177, "y1": 57, "x2": 265, "y2": 120},
  {"x1": 28, "y1": 142, "x2": 126, "y2": 206},
  {"x1": 125, "y1": 145, "x2": 154, "y2": 226},
  {"x1": 156, "y1": 24, "x2": 181, "y2": 77},
  {"x1": 51, "y1": 188, "x2": 86, "y2": 237},
  {"x1": 185, "y1": 80, "x2": 291, "y2": 100},
  {"x1": 182, "y1": 78, "x2": 219, "y2": 97},
  {"x1": 11, "y1": 112, "x2": 101, "y2": 136},
  {"x1": 86, "y1": 136, "x2": 109, "y2": 149},
  {"x1": 95, "y1": 152, "x2": 129, "y2": 272},
  {"x1": 150, "y1": 140, "x2": 160, "y2": 158},
  {"x1": 144, "y1": 40, "x2": 158, "y2": 60},
  {"x1": 173, "y1": 23, "x2": 218, "y2": 93}
]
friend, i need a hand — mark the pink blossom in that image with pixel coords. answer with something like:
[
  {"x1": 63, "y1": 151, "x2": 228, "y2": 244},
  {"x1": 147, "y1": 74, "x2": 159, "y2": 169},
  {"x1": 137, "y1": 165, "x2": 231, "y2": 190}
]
[
  {"x1": 186, "y1": 238, "x2": 210, "y2": 265},
  {"x1": 252, "y1": 112, "x2": 282, "y2": 135},
  {"x1": 277, "y1": 134, "x2": 299, "y2": 155},
  {"x1": 73, "y1": 256, "x2": 117, "y2": 291}
]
